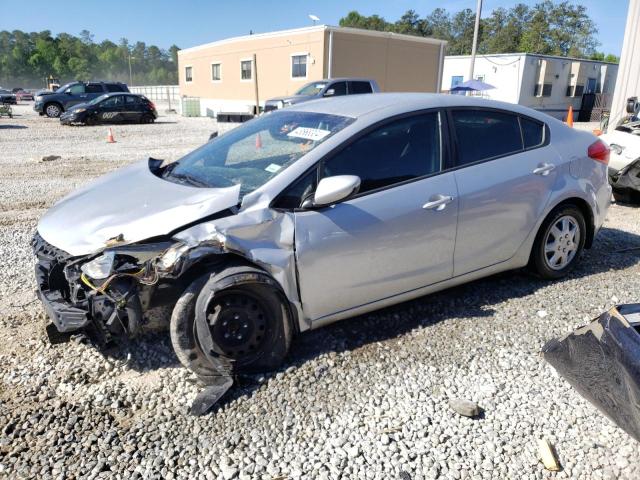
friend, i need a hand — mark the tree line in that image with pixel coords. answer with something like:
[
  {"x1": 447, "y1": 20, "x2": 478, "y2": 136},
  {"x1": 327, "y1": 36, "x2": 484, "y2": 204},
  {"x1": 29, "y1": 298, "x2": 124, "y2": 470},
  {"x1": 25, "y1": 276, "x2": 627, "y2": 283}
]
[
  {"x1": 339, "y1": 1, "x2": 619, "y2": 63},
  {"x1": 0, "y1": 29, "x2": 180, "y2": 88}
]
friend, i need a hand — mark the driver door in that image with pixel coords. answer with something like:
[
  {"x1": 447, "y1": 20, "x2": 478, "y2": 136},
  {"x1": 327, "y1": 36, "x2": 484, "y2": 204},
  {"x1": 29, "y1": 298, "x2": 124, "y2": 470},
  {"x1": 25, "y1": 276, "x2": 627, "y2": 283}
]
[
  {"x1": 292, "y1": 111, "x2": 459, "y2": 322},
  {"x1": 99, "y1": 95, "x2": 126, "y2": 123}
]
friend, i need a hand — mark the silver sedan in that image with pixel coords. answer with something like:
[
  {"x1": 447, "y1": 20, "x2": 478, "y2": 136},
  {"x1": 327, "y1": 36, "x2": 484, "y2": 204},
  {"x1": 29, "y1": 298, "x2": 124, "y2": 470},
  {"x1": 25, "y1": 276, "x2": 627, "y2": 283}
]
[{"x1": 33, "y1": 93, "x2": 611, "y2": 377}]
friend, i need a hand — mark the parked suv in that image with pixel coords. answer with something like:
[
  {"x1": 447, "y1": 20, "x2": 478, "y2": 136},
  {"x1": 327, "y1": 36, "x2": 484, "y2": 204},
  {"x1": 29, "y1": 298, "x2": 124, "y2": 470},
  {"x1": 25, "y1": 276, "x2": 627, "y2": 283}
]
[
  {"x1": 263, "y1": 78, "x2": 380, "y2": 112},
  {"x1": 34, "y1": 81, "x2": 129, "y2": 118}
]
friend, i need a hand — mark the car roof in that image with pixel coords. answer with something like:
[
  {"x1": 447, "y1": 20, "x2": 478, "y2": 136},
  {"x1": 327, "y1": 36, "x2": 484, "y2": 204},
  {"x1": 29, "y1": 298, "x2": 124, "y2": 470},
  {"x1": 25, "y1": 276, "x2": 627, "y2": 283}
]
[
  {"x1": 288, "y1": 92, "x2": 560, "y2": 124},
  {"x1": 98, "y1": 92, "x2": 142, "y2": 98}
]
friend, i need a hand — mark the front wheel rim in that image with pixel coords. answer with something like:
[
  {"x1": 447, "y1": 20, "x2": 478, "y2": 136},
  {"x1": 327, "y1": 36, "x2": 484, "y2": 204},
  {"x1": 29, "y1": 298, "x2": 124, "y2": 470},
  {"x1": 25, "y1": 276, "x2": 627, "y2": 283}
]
[
  {"x1": 46, "y1": 105, "x2": 60, "y2": 116},
  {"x1": 544, "y1": 215, "x2": 580, "y2": 270}
]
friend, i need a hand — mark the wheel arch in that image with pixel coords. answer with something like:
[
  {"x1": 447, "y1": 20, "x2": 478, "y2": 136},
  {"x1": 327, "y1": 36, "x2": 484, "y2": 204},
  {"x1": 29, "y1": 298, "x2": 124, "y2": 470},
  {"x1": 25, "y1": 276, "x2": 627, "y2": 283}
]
[{"x1": 171, "y1": 252, "x2": 301, "y2": 335}]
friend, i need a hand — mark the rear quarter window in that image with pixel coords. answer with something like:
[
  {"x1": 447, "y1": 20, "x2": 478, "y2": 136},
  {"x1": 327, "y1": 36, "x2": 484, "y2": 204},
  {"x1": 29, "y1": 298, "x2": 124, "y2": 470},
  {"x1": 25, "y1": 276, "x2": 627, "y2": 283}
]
[
  {"x1": 520, "y1": 117, "x2": 546, "y2": 149},
  {"x1": 350, "y1": 82, "x2": 373, "y2": 94},
  {"x1": 106, "y1": 84, "x2": 126, "y2": 92}
]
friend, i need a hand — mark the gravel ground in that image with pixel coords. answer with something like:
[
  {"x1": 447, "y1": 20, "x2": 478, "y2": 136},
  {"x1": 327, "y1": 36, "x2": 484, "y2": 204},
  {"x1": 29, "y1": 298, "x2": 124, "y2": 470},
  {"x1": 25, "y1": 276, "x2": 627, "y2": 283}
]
[{"x1": 1, "y1": 103, "x2": 640, "y2": 480}]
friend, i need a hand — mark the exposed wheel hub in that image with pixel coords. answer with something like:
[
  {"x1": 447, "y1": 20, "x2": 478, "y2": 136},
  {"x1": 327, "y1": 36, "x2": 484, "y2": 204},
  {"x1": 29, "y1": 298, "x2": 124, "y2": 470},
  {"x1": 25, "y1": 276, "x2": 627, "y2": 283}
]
[{"x1": 207, "y1": 292, "x2": 267, "y2": 358}]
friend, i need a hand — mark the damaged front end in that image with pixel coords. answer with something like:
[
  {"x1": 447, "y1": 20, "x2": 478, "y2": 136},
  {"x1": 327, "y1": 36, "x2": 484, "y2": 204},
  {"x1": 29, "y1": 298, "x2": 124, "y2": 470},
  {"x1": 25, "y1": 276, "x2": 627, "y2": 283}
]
[
  {"x1": 542, "y1": 304, "x2": 640, "y2": 441},
  {"x1": 32, "y1": 232, "x2": 187, "y2": 344}
]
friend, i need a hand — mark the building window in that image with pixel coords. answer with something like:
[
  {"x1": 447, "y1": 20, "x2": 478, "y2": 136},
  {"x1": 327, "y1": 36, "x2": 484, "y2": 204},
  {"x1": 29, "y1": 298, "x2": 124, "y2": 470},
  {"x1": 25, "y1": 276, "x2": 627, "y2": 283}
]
[
  {"x1": 241, "y1": 60, "x2": 252, "y2": 80},
  {"x1": 450, "y1": 75, "x2": 464, "y2": 95},
  {"x1": 211, "y1": 63, "x2": 221, "y2": 82},
  {"x1": 185, "y1": 66, "x2": 193, "y2": 83},
  {"x1": 534, "y1": 84, "x2": 552, "y2": 97},
  {"x1": 291, "y1": 54, "x2": 307, "y2": 78}
]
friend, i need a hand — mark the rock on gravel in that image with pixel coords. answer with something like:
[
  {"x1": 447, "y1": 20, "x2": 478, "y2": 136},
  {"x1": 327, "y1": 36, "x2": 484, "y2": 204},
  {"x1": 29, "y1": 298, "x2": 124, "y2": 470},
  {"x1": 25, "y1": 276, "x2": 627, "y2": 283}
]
[
  {"x1": 1, "y1": 104, "x2": 640, "y2": 479},
  {"x1": 448, "y1": 398, "x2": 481, "y2": 418}
]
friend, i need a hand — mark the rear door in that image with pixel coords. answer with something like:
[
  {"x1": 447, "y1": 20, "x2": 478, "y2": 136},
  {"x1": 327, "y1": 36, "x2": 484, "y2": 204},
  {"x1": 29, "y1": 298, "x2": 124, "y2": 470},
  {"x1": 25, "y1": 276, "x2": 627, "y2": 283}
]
[
  {"x1": 123, "y1": 95, "x2": 143, "y2": 122},
  {"x1": 85, "y1": 83, "x2": 105, "y2": 102},
  {"x1": 292, "y1": 111, "x2": 459, "y2": 322},
  {"x1": 449, "y1": 109, "x2": 558, "y2": 276}
]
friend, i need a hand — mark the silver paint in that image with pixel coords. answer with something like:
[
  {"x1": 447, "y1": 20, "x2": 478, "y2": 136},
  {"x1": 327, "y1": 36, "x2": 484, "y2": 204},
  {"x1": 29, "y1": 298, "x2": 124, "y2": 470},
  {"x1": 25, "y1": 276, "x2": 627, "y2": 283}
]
[{"x1": 36, "y1": 93, "x2": 612, "y2": 332}]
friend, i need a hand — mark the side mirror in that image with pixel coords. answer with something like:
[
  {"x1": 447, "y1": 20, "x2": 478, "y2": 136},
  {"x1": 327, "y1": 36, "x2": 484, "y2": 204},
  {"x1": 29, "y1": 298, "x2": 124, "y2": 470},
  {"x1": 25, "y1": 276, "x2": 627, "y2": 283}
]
[
  {"x1": 309, "y1": 175, "x2": 361, "y2": 207},
  {"x1": 65, "y1": 90, "x2": 73, "y2": 95},
  {"x1": 323, "y1": 88, "x2": 335, "y2": 97}
]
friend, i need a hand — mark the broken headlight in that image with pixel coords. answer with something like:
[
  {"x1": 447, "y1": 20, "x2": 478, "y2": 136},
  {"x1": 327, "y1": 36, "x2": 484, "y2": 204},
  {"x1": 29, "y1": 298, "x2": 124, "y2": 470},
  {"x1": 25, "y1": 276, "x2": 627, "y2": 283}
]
[{"x1": 80, "y1": 252, "x2": 115, "y2": 280}]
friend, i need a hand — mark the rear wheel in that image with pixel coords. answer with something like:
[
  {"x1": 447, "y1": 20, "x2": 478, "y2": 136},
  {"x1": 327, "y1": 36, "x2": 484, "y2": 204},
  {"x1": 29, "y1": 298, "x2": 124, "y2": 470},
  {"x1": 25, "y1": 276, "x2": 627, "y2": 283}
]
[
  {"x1": 170, "y1": 266, "x2": 293, "y2": 379},
  {"x1": 530, "y1": 205, "x2": 586, "y2": 279},
  {"x1": 140, "y1": 114, "x2": 155, "y2": 124},
  {"x1": 44, "y1": 103, "x2": 62, "y2": 118}
]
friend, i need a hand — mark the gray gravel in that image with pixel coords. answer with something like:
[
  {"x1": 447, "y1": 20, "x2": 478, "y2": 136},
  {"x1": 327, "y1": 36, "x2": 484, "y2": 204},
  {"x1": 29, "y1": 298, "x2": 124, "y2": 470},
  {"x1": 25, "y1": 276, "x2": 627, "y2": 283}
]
[{"x1": 1, "y1": 104, "x2": 640, "y2": 479}]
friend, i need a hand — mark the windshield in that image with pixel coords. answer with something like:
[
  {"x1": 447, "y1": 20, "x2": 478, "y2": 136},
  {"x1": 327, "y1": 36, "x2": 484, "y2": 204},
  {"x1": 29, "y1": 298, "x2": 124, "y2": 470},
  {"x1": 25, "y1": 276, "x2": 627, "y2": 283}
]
[
  {"x1": 163, "y1": 110, "x2": 353, "y2": 198},
  {"x1": 89, "y1": 94, "x2": 110, "y2": 105},
  {"x1": 295, "y1": 82, "x2": 328, "y2": 96}
]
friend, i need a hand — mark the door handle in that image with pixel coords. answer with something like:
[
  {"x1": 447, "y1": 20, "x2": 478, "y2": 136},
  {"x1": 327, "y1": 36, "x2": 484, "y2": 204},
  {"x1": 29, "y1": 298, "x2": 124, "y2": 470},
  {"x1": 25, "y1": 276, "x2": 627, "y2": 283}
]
[
  {"x1": 423, "y1": 194, "x2": 454, "y2": 211},
  {"x1": 533, "y1": 163, "x2": 555, "y2": 176}
]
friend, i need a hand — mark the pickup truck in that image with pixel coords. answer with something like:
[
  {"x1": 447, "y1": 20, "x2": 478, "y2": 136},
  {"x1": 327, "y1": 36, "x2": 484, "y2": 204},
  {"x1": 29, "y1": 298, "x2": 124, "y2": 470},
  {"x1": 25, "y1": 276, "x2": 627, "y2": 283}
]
[
  {"x1": 34, "y1": 81, "x2": 129, "y2": 118},
  {"x1": 263, "y1": 78, "x2": 380, "y2": 112}
]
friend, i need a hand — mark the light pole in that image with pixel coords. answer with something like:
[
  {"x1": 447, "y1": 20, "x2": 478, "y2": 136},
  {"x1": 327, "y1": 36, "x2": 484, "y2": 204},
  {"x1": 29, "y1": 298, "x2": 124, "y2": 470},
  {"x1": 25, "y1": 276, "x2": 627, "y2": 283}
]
[{"x1": 468, "y1": 0, "x2": 483, "y2": 88}]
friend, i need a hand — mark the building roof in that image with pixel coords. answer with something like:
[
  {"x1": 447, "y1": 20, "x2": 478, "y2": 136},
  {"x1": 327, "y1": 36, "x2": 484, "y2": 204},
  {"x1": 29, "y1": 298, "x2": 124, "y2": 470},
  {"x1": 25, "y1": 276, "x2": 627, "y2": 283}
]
[
  {"x1": 445, "y1": 52, "x2": 618, "y2": 66},
  {"x1": 178, "y1": 25, "x2": 446, "y2": 55}
]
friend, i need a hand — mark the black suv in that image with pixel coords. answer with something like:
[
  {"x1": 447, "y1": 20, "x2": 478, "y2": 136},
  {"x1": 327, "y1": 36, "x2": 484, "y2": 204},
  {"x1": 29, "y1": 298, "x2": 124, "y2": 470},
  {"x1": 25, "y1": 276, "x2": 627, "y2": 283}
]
[{"x1": 34, "y1": 81, "x2": 129, "y2": 118}]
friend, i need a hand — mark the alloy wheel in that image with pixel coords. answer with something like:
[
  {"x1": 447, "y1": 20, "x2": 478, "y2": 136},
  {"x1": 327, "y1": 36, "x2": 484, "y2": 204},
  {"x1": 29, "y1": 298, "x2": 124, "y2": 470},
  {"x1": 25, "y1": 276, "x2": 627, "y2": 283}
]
[
  {"x1": 544, "y1": 215, "x2": 581, "y2": 271},
  {"x1": 45, "y1": 104, "x2": 61, "y2": 117}
]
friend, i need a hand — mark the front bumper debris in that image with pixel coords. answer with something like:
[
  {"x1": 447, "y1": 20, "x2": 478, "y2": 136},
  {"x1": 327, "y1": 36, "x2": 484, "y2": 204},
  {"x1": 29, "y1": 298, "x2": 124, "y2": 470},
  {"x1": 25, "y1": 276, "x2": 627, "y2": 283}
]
[
  {"x1": 32, "y1": 232, "x2": 144, "y2": 344},
  {"x1": 609, "y1": 159, "x2": 640, "y2": 193},
  {"x1": 542, "y1": 304, "x2": 640, "y2": 441}
]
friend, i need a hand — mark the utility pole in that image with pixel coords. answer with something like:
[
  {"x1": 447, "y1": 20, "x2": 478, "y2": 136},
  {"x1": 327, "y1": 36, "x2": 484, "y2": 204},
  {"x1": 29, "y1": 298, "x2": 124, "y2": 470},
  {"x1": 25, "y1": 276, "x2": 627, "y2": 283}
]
[
  {"x1": 468, "y1": 0, "x2": 483, "y2": 84},
  {"x1": 128, "y1": 53, "x2": 133, "y2": 86}
]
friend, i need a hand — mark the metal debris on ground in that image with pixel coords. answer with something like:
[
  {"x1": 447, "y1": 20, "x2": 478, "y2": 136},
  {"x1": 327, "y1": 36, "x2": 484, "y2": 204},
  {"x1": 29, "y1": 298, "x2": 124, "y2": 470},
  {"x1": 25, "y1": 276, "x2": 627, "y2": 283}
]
[
  {"x1": 537, "y1": 438, "x2": 561, "y2": 471},
  {"x1": 542, "y1": 304, "x2": 640, "y2": 441}
]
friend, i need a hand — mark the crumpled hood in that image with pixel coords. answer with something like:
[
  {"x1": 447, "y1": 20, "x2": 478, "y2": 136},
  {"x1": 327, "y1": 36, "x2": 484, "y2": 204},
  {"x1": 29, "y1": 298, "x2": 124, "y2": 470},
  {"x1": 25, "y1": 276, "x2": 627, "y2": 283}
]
[{"x1": 37, "y1": 159, "x2": 241, "y2": 256}]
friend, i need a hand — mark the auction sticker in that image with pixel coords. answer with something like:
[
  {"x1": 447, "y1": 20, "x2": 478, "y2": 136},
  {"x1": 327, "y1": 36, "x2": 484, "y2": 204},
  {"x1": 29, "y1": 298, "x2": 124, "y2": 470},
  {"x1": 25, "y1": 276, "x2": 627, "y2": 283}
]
[
  {"x1": 287, "y1": 127, "x2": 331, "y2": 142},
  {"x1": 265, "y1": 163, "x2": 282, "y2": 173}
]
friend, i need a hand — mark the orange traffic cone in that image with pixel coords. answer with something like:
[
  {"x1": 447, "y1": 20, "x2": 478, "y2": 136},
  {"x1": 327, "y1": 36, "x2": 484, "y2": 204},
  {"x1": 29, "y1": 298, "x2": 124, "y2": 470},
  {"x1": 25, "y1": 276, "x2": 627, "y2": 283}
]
[
  {"x1": 107, "y1": 128, "x2": 116, "y2": 143},
  {"x1": 255, "y1": 133, "x2": 262, "y2": 149},
  {"x1": 565, "y1": 106, "x2": 574, "y2": 127}
]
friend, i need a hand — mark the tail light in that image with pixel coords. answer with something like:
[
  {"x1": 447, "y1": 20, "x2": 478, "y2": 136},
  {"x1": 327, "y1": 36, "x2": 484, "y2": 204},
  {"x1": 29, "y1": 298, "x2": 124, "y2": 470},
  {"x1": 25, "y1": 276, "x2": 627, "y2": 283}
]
[
  {"x1": 149, "y1": 101, "x2": 156, "y2": 111},
  {"x1": 587, "y1": 139, "x2": 610, "y2": 165}
]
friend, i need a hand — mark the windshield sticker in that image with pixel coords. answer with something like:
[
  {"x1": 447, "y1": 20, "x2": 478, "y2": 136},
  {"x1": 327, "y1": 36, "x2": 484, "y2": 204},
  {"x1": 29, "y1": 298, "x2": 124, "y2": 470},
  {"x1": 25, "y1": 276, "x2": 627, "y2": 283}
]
[
  {"x1": 265, "y1": 163, "x2": 282, "y2": 173},
  {"x1": 287, "y1": 127, "x2": 331, "y2": 142}
]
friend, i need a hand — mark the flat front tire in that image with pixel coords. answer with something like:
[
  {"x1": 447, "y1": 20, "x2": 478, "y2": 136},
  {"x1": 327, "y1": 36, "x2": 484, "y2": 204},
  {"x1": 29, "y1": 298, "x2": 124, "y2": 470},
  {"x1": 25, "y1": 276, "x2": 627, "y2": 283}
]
[
  {"x1": 170, "y1": 266, "x2": 293, "y2": 379},
  {"x1": 530, "y1": 205, "x2": 586, "y2": 279}
]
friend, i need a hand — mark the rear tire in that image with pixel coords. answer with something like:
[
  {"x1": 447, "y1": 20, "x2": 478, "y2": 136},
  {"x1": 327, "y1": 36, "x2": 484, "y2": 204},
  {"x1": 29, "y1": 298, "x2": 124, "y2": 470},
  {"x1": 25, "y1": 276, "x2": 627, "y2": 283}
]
[
  {"x1": 530, "y1": 205, "x2": 586, "y2": 279},
  {"x1": 140, "y1": 114, "x2": 154, "y2": 124},
  {"x1": 170, "y1": 266, "x2": 293, "y2": 379}
]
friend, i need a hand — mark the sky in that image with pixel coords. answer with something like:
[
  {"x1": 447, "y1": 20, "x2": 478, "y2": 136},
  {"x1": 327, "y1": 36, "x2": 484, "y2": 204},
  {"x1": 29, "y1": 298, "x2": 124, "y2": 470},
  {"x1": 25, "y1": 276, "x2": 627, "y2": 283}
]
[{"x1": 5, "y1": 0, "x2": 630, "y2": 56}]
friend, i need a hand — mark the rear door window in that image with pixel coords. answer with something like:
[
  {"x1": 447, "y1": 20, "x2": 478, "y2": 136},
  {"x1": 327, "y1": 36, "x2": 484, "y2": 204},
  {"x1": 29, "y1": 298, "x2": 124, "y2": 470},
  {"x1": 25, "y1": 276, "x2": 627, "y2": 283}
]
[
  {"x1": 451, "y1": 110, "x2": 523, "y2": 166},
  {"x1": 322, "y1": 111, "x2": 443, "y2": 194},
  {"x1": 85, "y1": 83, "x2": 104, "y2": 94},
  {"x1": 125, "y1": 96, "x2": 140, "y2": 105},
  {"x1": 520, "y1": 117, "x2": 545, "y2": 149},
  {"x1": 349, "y1": 81, "x2": 373, "y2": 94}
]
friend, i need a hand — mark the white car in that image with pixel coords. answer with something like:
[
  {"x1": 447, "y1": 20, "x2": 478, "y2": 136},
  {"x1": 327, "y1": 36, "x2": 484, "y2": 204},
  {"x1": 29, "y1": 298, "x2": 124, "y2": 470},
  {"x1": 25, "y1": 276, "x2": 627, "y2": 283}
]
[{"x1": 601, "y1": 120, "x2": 640, "y2": 203}]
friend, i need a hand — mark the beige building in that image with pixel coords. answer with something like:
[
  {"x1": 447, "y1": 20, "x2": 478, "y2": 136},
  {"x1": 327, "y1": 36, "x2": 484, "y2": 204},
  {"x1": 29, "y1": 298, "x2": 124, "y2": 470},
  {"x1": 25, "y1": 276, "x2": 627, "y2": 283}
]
[{"x1": 177, "y1": 25, "x2": 447, "y2": 117}]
